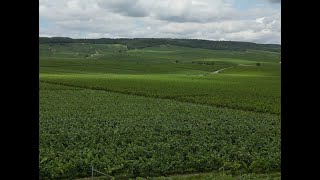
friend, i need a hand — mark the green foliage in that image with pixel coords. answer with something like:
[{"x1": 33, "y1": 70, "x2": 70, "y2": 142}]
[
  {"x1": 39, "y1": 37, "x2": 281, "y2": 52},
  {"x1": 40, "y1": 83, "x2": 280, "y2": 179},
  {"x1": 192, "y1": 61, "x2": 215, "y2": 65},
  {"x1": 39, "y1": 41, "x2": 280, "y2": 179},
  {"x1": 40, "y1": 72, "x2": 280, "y2": 114}
]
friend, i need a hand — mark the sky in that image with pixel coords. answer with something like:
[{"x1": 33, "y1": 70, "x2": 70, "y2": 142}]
[{"x1": 39, "y1": 0, "x2": 281, "y2": 44}]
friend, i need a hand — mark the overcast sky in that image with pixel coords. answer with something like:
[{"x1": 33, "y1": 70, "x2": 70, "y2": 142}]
[{"x1": 39, "y1": 0, "x2": 281, "y2": 44}]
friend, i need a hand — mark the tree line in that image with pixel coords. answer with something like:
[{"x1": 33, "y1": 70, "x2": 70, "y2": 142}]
[{"x1": 39, "y1": 37, "x2": 281, "y2": 52}]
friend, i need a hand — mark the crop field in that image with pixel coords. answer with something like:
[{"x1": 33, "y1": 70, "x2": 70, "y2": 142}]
[{"x1": 39, "y1": 41, "x2": 281, "y2": 179}]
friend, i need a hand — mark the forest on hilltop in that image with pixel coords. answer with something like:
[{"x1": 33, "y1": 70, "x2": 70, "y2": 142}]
[{"x1": 39, "y1": 37, "x2": 281, "y2": 52}]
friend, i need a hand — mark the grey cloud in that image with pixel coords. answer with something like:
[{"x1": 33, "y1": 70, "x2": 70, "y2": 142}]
[
  {"x1": 156, "y1": 13, "x2": 232, "y2": 23},
  {"x1": 97, "y1": 0, "x2": 148, "y2": 17},
  {"x1": 156, "y1": 15, "x2": 211, "y2": 23},
  {"x1": 39, "y1": 0, "x2": 281, "y2": 44},
  {"x1": 266, "y1": 0, "x2": 281, "y2": 3},
  {"x1": 96, "y1": 0, "x2": 236, "y2": 23},
  {"x1": 150, "y1": 0, "x2": 236, "y2": 23}
]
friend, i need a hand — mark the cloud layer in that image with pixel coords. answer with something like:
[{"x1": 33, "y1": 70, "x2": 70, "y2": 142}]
[
  {"x1": 39, "y1": 0, "x2": 281, "y2": 44},
  {"x1": 266, "y1": 0, "x2": 281, "y2": 3}
]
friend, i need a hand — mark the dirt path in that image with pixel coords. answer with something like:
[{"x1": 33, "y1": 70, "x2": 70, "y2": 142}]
[
  {"x1": 211, "y1": 63, "x2": 257, "y2": 74},
  {"x1": 211, "y1": 66, "x2": 233, "y2": 74}
]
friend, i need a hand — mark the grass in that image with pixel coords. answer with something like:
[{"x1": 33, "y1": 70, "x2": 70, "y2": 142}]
[
  {"x1": 146, "y1": 172, "x2": 281, "y2": 180},
  {"x1": 40, "y1": 71, "x2": 280, "y2": 114},
  {"x1": 39, "y1": 43, "x2": 281, "y2": 179},
  {"x1": 40, "y1": 83, "x2": 280, "y2": 179},
  {"x1": 76, "y1": 172, "x2": 281, "y2": 180}
]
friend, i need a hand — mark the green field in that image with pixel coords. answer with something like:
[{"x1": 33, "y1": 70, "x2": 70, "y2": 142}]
[{"x1": 39, "y1": 41, "x2": 281, "y2": 179}]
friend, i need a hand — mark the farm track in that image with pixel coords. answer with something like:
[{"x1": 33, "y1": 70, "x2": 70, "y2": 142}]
[
  {"x1": 211, "y1": 63, "x2": 257, "y2": 74},
  {"x1": 211, "y1": 66, "x2": 233, "y2": 74},
  {"x1": 40, "y1": 80, "x2": 279, "y2": 116}
]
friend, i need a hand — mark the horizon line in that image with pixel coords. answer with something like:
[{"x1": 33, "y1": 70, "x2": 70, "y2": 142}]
[{"x1": 39, "y1": 36, "x2": 281, "y2": 45}]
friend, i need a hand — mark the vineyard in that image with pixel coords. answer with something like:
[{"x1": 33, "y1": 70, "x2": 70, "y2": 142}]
[{"x1": 39, "y1": 40, "x2": 281, "y2": 179}]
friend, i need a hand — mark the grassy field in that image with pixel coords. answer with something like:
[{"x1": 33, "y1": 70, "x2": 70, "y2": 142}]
[{"x1": 39, "y1": 42, "x2": 281, "y2": 179}]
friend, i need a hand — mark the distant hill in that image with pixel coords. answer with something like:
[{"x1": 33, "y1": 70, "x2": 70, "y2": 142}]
[{"x1": 39, "y1": 37, "x2": 281, "y2": 52}]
